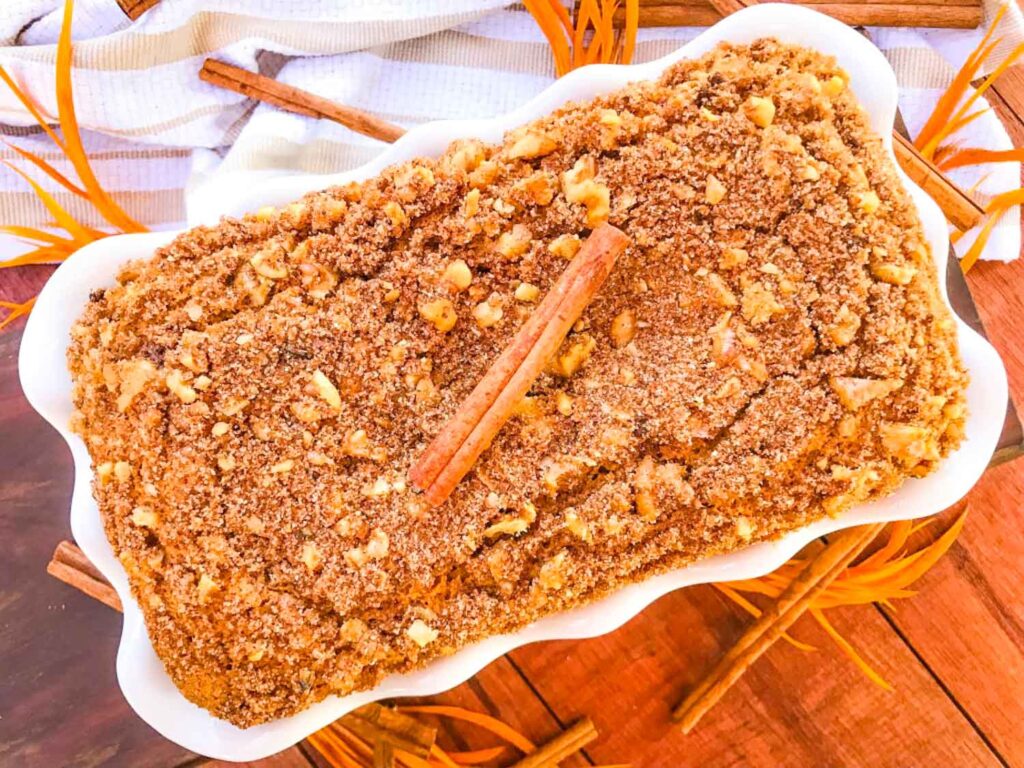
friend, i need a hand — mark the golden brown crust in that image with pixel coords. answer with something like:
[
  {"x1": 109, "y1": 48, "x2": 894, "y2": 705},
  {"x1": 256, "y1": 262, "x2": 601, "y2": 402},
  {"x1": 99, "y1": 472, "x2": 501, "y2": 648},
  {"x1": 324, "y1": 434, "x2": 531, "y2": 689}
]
[{"x1": 67, "y1": 39, "x2": 967, "y2": 727}]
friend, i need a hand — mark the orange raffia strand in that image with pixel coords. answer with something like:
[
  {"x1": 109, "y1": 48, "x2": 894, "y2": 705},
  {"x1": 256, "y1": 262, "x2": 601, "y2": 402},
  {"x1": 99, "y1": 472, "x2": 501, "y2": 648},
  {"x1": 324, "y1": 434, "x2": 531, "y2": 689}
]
[
  {"x1": 621, "y1": 0, "x2": 639, "y2": 65},
  {"x1": 0, "y1": 244, "x2": 74, "y2": 269},
  {"x1": 396, "y1": 705, "x2": 536, "y2": 754},
  {"x1": 810, "y1": 608, "x2": 895, "y2": 691},
  {"x1": 4, "y1": 141, "x2": 87, "y2": 198},
  {"x1": 0, "y1": 224, "x2": 79, "y2": 247},
  {"x1": 0, "y1": 66, "x2": 67, "y2": 151},
  {"x1": 573, "y1": 0, "x2": 592, "y2": 69},
  {"x1": 921, "y1": 42, "x2": 1024, "y2": 160},
  {"x1": 716, "y1": 510, "x2": 967, "y2": 688},
  {"x1": 914, "y1": 3, "x2": 1007, "y2": 154},
  {"x1": 936, "y1": 146, "x2": 1024, "y2": 171},
  {"x1": 307, "y1": 728, "x2": 365, "y2": 768},
  {"x1": 960, "y1": 187, "x2": 1024, "y2": 272},
  {"x1": 1, "y1": 159, "x2": 95, "y2": 245},
  {"x1": 549, "y1": 0, "x2": 575, "y2": 38},
  {"x1": 524, "y1": 0, "x2": 571, "y2": 77},
  {"x1": 596, "y1": 0, "x2": 618, "y2": 63},
  {"x1": 0, "y1": 297, "x2": 36, "y2": 330},
  {"x1": 55, "y1": 0, "x2": 144, "y2": 233}
]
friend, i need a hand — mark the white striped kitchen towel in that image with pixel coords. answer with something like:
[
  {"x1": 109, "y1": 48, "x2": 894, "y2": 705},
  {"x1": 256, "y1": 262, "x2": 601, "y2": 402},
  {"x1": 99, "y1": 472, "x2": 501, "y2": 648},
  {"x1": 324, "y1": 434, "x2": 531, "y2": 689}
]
[{"x1": 0, "y1": 0, "x2": 1019, "y2": 263}]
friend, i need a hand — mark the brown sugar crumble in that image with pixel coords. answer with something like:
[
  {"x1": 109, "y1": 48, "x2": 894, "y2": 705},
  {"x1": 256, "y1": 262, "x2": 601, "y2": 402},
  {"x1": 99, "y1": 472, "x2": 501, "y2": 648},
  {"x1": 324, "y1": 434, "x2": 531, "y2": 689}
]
[{"x1": 67, "y1": 40, "x2": 967, "y2": 727}]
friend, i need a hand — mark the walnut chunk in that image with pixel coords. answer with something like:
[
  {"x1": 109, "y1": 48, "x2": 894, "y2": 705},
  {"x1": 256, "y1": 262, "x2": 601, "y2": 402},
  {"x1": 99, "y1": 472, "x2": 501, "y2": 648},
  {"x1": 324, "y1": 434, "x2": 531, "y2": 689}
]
[
  {"x1": 496, "y1": 224, "x2": 532, "y2": 260},
  {"x1": 197, "y1": 574, "x2": 219, "y2": 604},
  {"x1": 562, "y1": 157, "x2": 610, "y2": 226},
  {"x1": 407, "y1": 619, "x2": 439, "y2": 648},
  {"x1": 508, "y1": 131, "x2": 558, "y2": 160},
  {"x1": 419, "y1": 298, "x2": 458, "y2": 332},
  {"x1": 822, "y1": 75, "x2": 846, "y2": 97},
  {"x1": 550, "y1": 335, "x2": 596, "y2": 377},
  {"x1": 851, "y1": 190, "x2": 881, "y2": 214},
  {"x1": 538, "y1": 551, "x2": 568, "y2": 591},
  {"x1": 301, "y1": 542, "x2": 322, "y2": 571},
  {"x1": 872, "y1": 263, "x2": 917, "y2": 286},
  {"x1": 116, "y1": 359, "x2": 156, "y2": 412},
  {"x1": 443, "y1": 259, "x2": 473, "y2": 290},
  {"x1": 740, "y1": 282, "x2": 783, "y2": 326},
  {"x1": 828, "y1": 303, "x2": 861, "y2": 346},
  {"x1": 830, "y1": 376, "x2": 903, "y2": 410},
  {"x1": 131, "y1": 506, "x2": 159, "y2": 528},
  {"x1": 473, "y1": 294, "x2": 504, "y2": 328},
  {"x1": 705, "y1": 174, "x2": 726, "y2": 204},
  {"x1": 166, "y1": 370, "x2": 197, "y2": 404},
  {"x1": 880, "y1": 423, "x2": 938, "y2": 464},
  {"x1": 250, "y1": 244, "x2": 288, "y2": 280},
  {"x1": 610, "y1": 309, "x2": 637, "y2": 348},
  {"x1": 514, "y1": 282, "x2": 540, "y2": 302},
  {"x1": 719, "y1": 247, "x2": 749, "y2": 270},
  {"x1": 743, "y1": 95, "x2": 776, "y2": 128},
  {"x1": 707, "y1": 273, "x2": 738, "y2": 308},
  {"x1": 310, "y1": 369, "x2": 342, "y2": 411},
  {"x1": 548, "y1": 233, "x2": 581, "y2": 260}
]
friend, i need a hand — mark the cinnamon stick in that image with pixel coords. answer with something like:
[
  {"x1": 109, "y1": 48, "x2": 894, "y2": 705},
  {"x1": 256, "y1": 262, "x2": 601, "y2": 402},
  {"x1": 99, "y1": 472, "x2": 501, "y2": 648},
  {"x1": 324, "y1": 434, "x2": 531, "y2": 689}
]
[
  {"x1": 623, "y1": 1, "x2": 982, "y2": 28},
  {"x1": 892, "y1": 132, "x2": 984, "y2": 231},
  {"x1": 671, "y1": 522, "x2": 885, "y2": 731},
  {"x1": 116, "y1": 0, "x2": 160, "y2": 20},
  {"x1": 47, "y1": 541, "x2": 122, "y2": 611},
  {"x1": 411, "y1": 224, "x2": 630, "y2": 507},
  {"x1": 510, "y1": 717, "x2": 599, "y2": 768},
  {"x1": 199, "y1": 59, "x2": 406, "y2": 144}
]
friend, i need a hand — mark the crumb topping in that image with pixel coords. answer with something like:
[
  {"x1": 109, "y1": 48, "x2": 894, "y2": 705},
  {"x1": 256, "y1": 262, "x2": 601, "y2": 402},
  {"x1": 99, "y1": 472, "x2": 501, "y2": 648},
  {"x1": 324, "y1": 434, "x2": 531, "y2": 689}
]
[{"x1": 67, "y1": 39, "x2": 967, "y2": 727}]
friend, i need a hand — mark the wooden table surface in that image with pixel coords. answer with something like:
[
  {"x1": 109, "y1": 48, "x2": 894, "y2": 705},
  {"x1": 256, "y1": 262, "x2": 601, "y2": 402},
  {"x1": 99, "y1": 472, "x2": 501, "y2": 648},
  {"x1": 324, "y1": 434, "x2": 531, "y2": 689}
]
[{"x1": 2, "y1": 71, "x2": 1024, "y2": 768}]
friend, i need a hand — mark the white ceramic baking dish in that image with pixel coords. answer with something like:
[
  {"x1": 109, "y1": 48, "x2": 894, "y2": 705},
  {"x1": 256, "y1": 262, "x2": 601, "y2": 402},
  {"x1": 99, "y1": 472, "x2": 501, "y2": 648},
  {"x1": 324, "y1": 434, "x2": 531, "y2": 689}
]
[{"x1": 19, "y1": 4, "x2": 1008, "y2": 761}]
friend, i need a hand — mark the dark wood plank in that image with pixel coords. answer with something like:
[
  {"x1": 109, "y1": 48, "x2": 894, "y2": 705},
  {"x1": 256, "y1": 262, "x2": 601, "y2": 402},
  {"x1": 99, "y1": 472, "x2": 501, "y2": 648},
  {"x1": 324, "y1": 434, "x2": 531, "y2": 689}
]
[
  {"x1": 508, "y1": 584, "x2": 1003, "y2": 767},
  {"x1": 204, "y1": 746, "x2": 315, "y2": 768},
  {"x1": 0, "y1": 320, "x2": 196, "y2": 768}
]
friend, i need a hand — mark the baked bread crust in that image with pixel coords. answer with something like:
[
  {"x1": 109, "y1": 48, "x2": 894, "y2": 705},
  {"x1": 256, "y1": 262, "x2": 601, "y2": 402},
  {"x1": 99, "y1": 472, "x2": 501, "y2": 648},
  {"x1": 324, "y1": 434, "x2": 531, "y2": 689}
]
[{"x1": 68, "y1": 39, "x2": 967, "y2": 727}]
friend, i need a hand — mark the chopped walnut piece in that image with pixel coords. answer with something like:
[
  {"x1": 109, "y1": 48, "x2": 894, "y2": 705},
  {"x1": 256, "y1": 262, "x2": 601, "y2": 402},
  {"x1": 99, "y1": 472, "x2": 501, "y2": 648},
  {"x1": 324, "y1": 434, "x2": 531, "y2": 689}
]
[
  {"x1": 342, "y1": 429, "x2": 371, "y2": 458},
  {"x1": 212, "y1": 421, "x2": 230, "y2": 437},
  {"x1": 562, "y1": 157, "x2": 611, "y2": 226},
  {"x1": 710, "y1": 312, "x2": 740, "y2": 365},
  {"x1": 113, "y1": 460, "x2": 132, "y2": 482},
  {"x1": 828, "y1": 303, "x2": 861, "y2": 346},
  {"x1": 610, "y1": 309, "x2": 637, "y2": 348},
  {"x1": 743, "y1": 95, "x2": 776, "y2": 128},
  {"x1": 116, "y1": 359, "x2": 156, "y2": 412},
  {"x1": 270, "y1": 459, "x2": 294, "y2": 474},
  {"x1": 407, "y1": 619, "x2": 439, "y2": 648},
  {"x1": 365, "y1": 529, "x2": 389, "y2": 559},
  {"x1": 473, "y1": 294, "x2": 504, "y2": 328},
  {"x1": 310, "y1": 369, "x2": 342, "y2": 410},
  {"x1": 872, "y1": 263, "x2": 917, "y2": 286},
  {"x1": 301, "y1": 542, "x2": 322, "y2": 571},
  {"x1": 166, "y1": 370, "x2": 198, "y2": 404},
  {"x1": 419, "y1": 298, "x2": 458, "y2": 332},
  {"x1": 880, "y1": 423, "x2": 938, "y2": 464},
  {"x1": 555, "y1": 391, "x2": 574, "y2": 415},
  {"x1": 851, "y1": 190, "x2": 881, "y2": 214},
  {"x1": 719, "y1": 247, "x2": 749, "y2": 270},
  {"x1": 707, "y1": 273, "x2": 738, "y2": 308},
  {"x1": 297, "y1": 261, "x2": 338, "y2": 299},
  {"x1": 508, "y1": 131, "x2": 558, "y2": 160},
  {"x1": 514, "y1": 282, "x2": 540, "y2": 303},
  {"x1": 830, "y1": 376, "x2": 902, "y2": 410},
  {"x1": 250, "y1": 244, "x2": 288, "y2": 280},
  {"x1": 197, "y1": 574, "x2": 219, "y2": 604},
  {"x1": 822, "y1": 74, "x2": 846, "y2": 97},
  {"x1": 705, "y1": 174, "x2": 726, "y2": 204},
  {"x1": 131, "y1": 506, "x2": 159, "y2": 528},
  {"x1": 538, "y1": 551, "x2": 568, "y2": 591},
  {"x1": 634, "y1": 456, "x2": 658, "y2": 522},
  {"x1": 496, "y1": 224, "x2": 532, "y2": 260},
  {"x1": 548, "y1": 233, "x2": 581, "y2": 260},
  {"x1": 442, "y1": 259, "x2": 473, "y2": 290},
  {"x1": 740, "y1": 281, "x2": 783, "y2": 326},
  {"x1": 550, "y1": 335, "x2": 596, "y2": 377}
]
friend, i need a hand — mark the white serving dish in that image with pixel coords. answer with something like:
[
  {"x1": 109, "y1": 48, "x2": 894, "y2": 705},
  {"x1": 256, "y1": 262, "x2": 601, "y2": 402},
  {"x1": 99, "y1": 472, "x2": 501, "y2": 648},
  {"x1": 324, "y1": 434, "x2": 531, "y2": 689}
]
[{"x1": 19, "y1": 4, "x2": 1008, "y2": 761}]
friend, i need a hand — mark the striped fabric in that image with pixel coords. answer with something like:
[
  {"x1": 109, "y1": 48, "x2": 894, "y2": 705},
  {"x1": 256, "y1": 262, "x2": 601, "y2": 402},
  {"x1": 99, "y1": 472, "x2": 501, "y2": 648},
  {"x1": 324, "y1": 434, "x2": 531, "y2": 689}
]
[{"x1": 0, "y1": 0, "x2": 1019, "y2": 262}]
